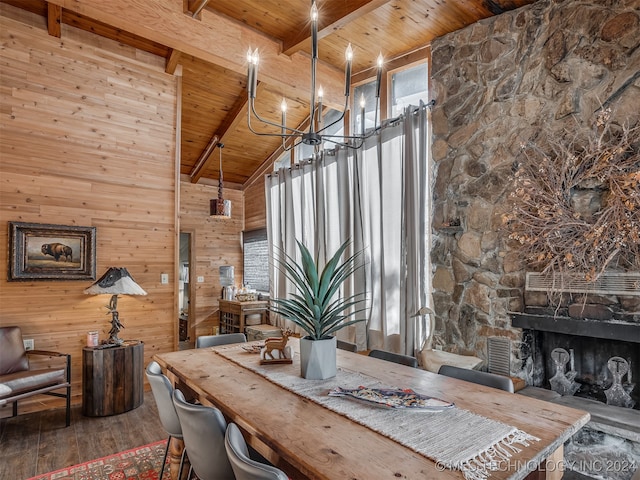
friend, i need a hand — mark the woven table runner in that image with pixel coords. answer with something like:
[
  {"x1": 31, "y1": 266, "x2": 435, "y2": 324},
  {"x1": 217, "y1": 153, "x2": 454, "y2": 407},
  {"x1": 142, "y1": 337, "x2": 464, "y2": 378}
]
[{"x1": 214, "y1": 344, "x2": 539, "y2": 480}]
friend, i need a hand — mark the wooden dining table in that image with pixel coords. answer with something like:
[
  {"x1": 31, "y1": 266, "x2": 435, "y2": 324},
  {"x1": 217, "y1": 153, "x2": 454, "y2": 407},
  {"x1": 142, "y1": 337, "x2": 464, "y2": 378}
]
[{"x1": 153, "y1": 338, "x2": 589, "y2": 480}]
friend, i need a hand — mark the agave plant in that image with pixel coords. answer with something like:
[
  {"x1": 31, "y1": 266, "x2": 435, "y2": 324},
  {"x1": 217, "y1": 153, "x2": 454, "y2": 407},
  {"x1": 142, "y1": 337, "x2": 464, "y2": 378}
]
[{"x1": 270, "y1": 239, "x2": 367, "y2": 341}]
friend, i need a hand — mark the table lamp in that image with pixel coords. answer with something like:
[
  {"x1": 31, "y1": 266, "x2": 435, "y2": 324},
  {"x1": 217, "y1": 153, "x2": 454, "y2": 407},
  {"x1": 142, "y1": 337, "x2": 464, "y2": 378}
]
[{"x1": 84, "y1": 267, "x2": 147, "y2": 345}]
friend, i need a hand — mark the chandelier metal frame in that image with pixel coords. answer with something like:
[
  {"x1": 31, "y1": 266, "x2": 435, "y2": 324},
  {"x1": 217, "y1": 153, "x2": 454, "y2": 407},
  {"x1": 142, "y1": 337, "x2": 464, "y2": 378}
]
[{"x1": 246, "y1": 0, "x2": 383, "y2": 150}]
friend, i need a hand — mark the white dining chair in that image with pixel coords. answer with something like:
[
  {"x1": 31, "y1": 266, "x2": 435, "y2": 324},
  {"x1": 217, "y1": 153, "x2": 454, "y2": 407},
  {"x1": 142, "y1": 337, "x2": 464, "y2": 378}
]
[
  {"x1": 196, "y1": 333, "x2": 247, "y2": 348},
  {"x1": 438, "y1": 364, "x2": 514, "y2": 393},
  {"x1": 225, "y1": 423, "x2": 289, "y2": 480}
]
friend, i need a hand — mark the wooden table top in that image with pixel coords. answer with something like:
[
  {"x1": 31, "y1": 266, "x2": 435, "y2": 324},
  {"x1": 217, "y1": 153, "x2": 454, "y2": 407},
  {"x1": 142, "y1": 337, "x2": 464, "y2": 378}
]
[{"x1": 154, "y1": 339, "x2": 589, "y2": 480}]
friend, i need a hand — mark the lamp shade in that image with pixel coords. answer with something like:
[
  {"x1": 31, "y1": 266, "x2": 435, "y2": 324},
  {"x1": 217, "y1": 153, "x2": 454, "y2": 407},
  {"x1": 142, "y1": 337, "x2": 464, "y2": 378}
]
[{"x1": 84, "y1": 267, "x2": 147, "y2": 296}]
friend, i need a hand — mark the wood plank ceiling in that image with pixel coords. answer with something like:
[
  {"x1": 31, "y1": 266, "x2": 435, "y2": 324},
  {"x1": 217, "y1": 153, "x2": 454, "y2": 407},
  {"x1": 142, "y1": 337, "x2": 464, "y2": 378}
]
[{"x1": 2, "y1": 0, "x2": 536, "y2": 187}]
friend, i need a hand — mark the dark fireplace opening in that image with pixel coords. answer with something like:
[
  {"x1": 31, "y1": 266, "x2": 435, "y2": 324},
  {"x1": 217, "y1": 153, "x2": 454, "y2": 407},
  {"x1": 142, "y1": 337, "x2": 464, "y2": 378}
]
[{"x1": 528, "y1": 329, "x2": 639, "y2": 410}]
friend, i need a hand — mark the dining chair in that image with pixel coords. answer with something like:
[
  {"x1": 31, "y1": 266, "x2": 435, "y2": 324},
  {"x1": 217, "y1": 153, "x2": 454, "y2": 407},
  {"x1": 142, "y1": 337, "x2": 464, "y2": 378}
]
[
  {"x1": 196, "y1": 333, "x2": 247, "y2": 348},
  {"x1": 225, "y1": 422, "x2": 289, "y2": 480},
  {"x1": 368, "y1": 349, "x2": 419, "y2": 368},
  {"x1": 145, "y1": 362, "x2": 186, "y2": 480},
  {"x1": 172, "y1": 389, "x2": 235, "y2": 480},
  {"x1": 438, "y1": 364, "x2": 514, "y2": 393},
  {"x1": 336, "y1": 339, "x2": 358, "y2": 352}
]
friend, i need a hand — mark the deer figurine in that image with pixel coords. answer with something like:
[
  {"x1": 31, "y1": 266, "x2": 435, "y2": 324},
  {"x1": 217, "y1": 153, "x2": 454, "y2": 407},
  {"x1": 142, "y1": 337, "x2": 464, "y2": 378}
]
[{"x1": 263, "y1": 328, "x2": 294, "y2": 360}]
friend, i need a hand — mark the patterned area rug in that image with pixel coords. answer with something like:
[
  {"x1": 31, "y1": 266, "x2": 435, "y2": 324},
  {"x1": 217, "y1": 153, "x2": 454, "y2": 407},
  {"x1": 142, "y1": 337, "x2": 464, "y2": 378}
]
[{"x1": 26, "y1": 439, "x2": 170, "y2": 480}]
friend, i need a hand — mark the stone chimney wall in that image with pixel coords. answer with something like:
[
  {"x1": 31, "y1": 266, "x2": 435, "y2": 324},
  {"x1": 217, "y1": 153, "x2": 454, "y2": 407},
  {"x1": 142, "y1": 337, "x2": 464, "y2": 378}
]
[{"x1": 429, "y1": 0, "x2": 639, "y2": 374}]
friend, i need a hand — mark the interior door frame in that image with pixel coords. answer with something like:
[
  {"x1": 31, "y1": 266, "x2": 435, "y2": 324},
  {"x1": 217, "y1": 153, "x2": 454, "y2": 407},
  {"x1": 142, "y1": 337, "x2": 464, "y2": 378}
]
[{"x1": 180, "y1": 228, "x2": 197, "y2": 346}]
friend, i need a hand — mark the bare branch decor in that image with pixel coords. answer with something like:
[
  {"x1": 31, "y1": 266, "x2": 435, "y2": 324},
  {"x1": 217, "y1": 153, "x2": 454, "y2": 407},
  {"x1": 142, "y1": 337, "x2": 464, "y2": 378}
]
[
  {"x1": 502, "y1": 109, "x2": 640, "y2": 281},
  {"x1": 8, "y1": 222, "x2": 97, "y2": 281}
]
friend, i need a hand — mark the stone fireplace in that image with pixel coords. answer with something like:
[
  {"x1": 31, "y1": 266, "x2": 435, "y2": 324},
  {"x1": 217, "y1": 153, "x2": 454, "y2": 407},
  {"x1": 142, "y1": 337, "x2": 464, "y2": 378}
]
[
  {"x1": 513, "y1": 287, "x2": 639, "y2": 405},
  {"x1": 510, "y1": 277, "x2": 640, "y2": 479},
  {"x1": 428, "y1": 0, "x2": 639, "y2": 475},
  {"x1": 511, "y1": 273, "x2": 640, "y2": 410}
]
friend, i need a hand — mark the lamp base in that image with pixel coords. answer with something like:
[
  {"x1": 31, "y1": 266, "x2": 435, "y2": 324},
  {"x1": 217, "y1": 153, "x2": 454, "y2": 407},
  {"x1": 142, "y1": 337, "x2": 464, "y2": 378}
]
[{"x1": 107, "y1": 294, "x2": 124, "y2": 345}]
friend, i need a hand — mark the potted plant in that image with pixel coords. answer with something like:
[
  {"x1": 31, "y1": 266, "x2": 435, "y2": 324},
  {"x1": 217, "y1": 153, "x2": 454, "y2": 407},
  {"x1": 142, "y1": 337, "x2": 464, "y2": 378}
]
[{"x1": 270, "y1": 239, "x2": 366, "y2": 379}]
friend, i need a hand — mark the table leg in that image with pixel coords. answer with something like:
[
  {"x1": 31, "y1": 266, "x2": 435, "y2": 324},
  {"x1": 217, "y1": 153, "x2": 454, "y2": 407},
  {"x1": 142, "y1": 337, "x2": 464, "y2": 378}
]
[
  {"x1": 525, "y1": 445, "x2": 564, "y2": 480},
  {"x1": 169, "y1": 437, "x2": 190, "y2": 480}
]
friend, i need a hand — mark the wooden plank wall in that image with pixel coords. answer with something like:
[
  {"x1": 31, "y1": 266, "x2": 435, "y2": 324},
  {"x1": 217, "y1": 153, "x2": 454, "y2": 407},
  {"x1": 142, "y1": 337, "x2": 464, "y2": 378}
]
[
  {"x1": 0, "y1": 5, "x2": 177, "y2": 414},
  {"x1": 243, "y1": 177, "x2": 266, "y2": 231},
  {"x1": 179, "y1": 181, "x2": 244, "y2": 340}
]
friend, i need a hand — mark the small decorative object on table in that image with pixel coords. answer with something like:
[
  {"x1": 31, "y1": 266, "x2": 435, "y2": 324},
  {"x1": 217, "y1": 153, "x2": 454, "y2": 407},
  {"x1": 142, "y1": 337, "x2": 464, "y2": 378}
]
[
  {"x1": 235, "y1": 292, "x2": 257, "y2": 302},
  {"x1": 260, "y1": 328, "x2": 294, "y2": 365}
]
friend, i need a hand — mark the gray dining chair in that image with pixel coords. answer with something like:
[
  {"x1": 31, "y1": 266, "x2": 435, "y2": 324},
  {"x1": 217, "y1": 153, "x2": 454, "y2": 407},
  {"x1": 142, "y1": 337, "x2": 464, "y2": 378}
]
[
  {"x1": 196, "y1": 333, "x2": 247, "y2": 348},
  {"x1": 438, "y1": 364, "x2": 514, "y2": 393},
  {"x1": 337, "y1": 339, "x2": 358, "y2": 352},
  {"x1": 145, "y1": 361, "x2": 186, "y2": 480},
  {"x1": 368, "y1": 349, "x2": 418, "y2": 368},
  {"x1": 225, "y1": 422, "x2": 289, "y2": 480},
  {"x1": 173, "y1": 389, "x2": 235, "y2": 480}
]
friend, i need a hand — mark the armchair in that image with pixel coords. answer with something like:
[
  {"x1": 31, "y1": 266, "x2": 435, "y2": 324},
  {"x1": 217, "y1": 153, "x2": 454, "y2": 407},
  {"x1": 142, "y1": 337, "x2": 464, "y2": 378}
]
[{"x1": 0, "y1": 326, "x2": 71, "y2": 426}]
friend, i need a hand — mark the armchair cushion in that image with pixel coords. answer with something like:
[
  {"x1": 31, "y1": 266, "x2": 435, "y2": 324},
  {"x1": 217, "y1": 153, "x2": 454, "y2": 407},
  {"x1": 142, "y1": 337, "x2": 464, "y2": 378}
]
[
  {"x1": 0, "y1": 326, "x2": 29, "y2": 374},
  {"x1": 0, "y1": 368, "x2": 66, "y2": 401},
  {"x1": 0, "y1": 326, "x2": 71, "y2": 426}
]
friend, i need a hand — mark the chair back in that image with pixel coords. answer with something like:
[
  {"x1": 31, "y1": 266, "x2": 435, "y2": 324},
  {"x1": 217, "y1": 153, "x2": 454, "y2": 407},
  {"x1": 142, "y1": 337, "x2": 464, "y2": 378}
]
[
  {"x1": 336, "y1": 339, "x2": 358, "y2": 353},
  {"x1": 368, "y1": 349, "x2": 418, "y2": 368},
  {"x1": 438, "y1": 364, "x2": 514, "y2": 393},
  {"x1": 173, "y1": 389, "x2": 235, "y2": 480},
  {"x1": 145, "y1": 362, "x2": 182, "y2": 437},
  {"x1": 225, "y1": 423, "x2": 289, "y2": 480},
  {"x1": 196, "y1": 333, "x2": 247, "y2": 348},
  {"x1": 0, "y1": 327, "x2": 29, "y2": 375}
]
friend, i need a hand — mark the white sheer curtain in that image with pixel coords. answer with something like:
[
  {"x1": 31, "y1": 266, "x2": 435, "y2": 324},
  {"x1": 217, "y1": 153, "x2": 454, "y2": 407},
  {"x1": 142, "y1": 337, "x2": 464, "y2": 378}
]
[{"x1": 266, "y1": 104, "x2": 432, "y2": 355}]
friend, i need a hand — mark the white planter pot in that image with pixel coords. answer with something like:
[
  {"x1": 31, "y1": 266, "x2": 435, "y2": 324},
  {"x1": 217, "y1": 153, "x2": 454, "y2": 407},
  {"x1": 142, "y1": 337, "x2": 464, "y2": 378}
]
[{"x1": 299, "y1": 336, "x2": 337, "y2": 380}]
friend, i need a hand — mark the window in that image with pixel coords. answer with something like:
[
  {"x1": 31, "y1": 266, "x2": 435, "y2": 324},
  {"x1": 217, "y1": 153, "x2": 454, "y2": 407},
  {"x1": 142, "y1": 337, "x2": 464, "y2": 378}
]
[
  {"x1": 353, "y1": 81, "x2": 378, "y2": 135},
  {"x1": 273, "y1": 151, "x2": 291, "y2": 171},
  {"x1": 321, "y1": 108, "x2": 345, "y2": 150},
  {"x1": 391, "y1": 62, "x2": 428, "y2": 117},
  {"x1": 242, "y1": 228, "x2": 269, "y2": 293}
]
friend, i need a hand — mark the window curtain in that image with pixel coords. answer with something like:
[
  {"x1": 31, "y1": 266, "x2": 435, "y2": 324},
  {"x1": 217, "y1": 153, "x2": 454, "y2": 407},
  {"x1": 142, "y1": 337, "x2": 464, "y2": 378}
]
[{"x1": 265, "y1": 103, "x2": 432, "y2": 356}]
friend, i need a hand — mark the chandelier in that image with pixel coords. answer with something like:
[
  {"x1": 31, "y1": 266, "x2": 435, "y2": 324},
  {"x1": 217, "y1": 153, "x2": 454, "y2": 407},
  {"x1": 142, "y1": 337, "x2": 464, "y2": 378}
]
[
  {"x1": 246, "y1": 0, "x2": 383, "y2": 150},
  {"x1": 210, "y1": 143, "x2": 231, "y2": 217}
]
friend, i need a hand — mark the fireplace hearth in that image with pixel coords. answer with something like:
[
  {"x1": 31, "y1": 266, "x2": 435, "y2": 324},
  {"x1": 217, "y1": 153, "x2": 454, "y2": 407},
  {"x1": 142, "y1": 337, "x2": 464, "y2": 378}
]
[{"x1": 513, "y1": 313, "x2": 639, "y2": 410}]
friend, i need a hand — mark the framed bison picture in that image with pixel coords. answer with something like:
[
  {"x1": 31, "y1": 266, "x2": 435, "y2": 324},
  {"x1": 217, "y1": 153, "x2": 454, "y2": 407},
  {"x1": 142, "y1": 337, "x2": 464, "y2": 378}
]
[{"x1": 8, "y1": 222, "x2": 96, "y2": 281}]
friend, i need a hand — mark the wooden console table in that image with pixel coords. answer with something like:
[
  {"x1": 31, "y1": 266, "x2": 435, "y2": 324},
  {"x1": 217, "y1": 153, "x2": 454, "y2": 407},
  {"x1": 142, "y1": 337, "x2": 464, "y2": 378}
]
[
  {"x1": 219, "y1": 299, "x2": 268, "y2": 334},
  {"x1": 82, "y1": 340, "x2": 144, "y2": 416}
]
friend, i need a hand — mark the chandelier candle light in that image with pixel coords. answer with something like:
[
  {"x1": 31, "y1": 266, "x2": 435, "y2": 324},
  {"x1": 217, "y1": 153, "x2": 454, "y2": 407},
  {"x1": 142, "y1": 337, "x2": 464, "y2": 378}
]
[{"x1": 246, "y1": 0, "x2": 383, "y2": 149}]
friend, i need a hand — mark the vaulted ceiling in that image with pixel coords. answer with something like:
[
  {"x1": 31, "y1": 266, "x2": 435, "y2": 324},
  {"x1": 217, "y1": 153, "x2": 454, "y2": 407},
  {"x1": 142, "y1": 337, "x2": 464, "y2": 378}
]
[{"x1": 2, "y1": 0, "x2": 536, "y2": 187}]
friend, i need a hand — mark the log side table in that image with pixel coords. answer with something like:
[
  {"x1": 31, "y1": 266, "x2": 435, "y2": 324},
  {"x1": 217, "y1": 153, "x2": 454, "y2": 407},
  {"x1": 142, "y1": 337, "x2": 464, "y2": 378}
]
[{"x1": 82, "y1": 340, "x2": 144, "y2": 416}]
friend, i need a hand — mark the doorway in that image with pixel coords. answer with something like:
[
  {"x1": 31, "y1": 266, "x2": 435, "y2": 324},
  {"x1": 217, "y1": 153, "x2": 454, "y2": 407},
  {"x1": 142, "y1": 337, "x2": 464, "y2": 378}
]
[{"x1": 179, "y1": 231, "x2": 195, "y2": 347}]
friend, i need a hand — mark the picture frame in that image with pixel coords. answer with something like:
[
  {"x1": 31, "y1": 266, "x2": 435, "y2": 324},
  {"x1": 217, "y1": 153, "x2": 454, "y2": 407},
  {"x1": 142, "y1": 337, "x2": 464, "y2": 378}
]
[{"x1": 8, "y1": 222, "x2": 96, "y2": 281}]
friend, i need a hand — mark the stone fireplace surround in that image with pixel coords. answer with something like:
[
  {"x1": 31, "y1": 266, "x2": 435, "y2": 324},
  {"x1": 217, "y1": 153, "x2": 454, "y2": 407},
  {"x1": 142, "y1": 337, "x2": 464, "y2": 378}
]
[{"x1": 428, "y1": 0, "x2": 640, "y2": 476}]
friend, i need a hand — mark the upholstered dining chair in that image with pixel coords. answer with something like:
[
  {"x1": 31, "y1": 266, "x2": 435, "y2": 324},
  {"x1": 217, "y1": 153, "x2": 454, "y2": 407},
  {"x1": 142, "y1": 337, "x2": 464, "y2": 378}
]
[
  {"x1": 0, "y1": 326, "x2": 71, "y2": 426},
  {"x1": 196, "y1": 333, "x2": 247, "y2": 348},
  {"x1": 438, "y1": 364, "x2": 514, "y2": 393},
  {"x1": 172, "y1": 389, "x2": 235, "y2": 480},
  {"x1": 336, "y1": 339, "x2": 358, "y2": 353},
  {"x1": 145, "y1": 361, "x2": 186, "y2": 480},
  {"x1": 368, "y1": 349, "x2": 419, "y2": 368},
  {"x1": 225, "y1": 422, "x2": 289, "y2": 480}
]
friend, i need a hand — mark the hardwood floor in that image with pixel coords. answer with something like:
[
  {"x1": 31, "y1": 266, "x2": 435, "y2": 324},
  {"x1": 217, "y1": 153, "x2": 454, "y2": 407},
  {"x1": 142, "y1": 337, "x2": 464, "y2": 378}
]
[{"x1": 0, "y1": 391, "x2": 166, "y2": 479}]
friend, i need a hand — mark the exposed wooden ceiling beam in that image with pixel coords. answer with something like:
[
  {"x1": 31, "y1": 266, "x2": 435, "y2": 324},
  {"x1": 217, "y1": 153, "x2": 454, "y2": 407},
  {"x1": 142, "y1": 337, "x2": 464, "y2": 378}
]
[
  {"x1": 47, "y1": 2, "x2": 62, "y2": 38},
  {"x1": 165, "y1": 48, "x2": 182, "y2": 74},
  {"x1": 282, "y1": 0, "x2": 391, "y2": 56},
  {"x1": 189, "y1": 83, "x2": 254, "y2": 184},
  {"x1": 46, "y1": 0, "x2": 345, "y2": 108}
]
